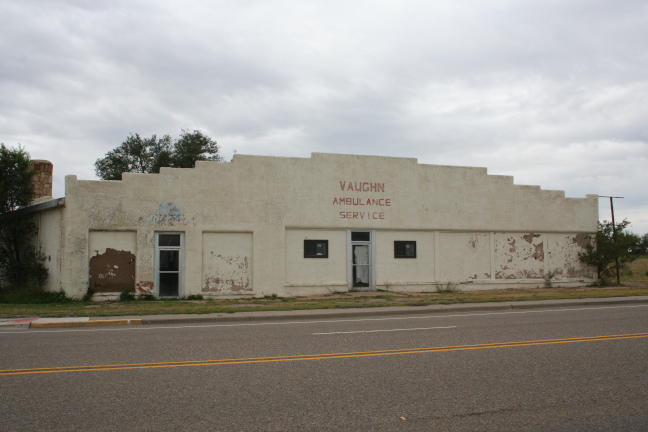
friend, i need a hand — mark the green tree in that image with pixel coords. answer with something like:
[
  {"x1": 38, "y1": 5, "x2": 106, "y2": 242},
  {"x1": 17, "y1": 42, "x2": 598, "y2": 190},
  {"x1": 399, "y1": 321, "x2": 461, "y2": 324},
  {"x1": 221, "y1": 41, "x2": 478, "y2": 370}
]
[
  {"x1": 172, "y1": 129, "x2": 222, "y2": 168},
  {"x1": 94, "y1": 130, "x2": 221, "y2": 180},
  {"x1": 94, "y1": 134, "x2": 172, "y2": 180},
  {"x1": 579, "y1": 219, "x2": 640, "y2": 284},
  {"x1": 0, "y1": 144, "x2": 48, "y2": 290},
  {"x1": 634, "y1": 233, "x2": 648, "y2": 256}
]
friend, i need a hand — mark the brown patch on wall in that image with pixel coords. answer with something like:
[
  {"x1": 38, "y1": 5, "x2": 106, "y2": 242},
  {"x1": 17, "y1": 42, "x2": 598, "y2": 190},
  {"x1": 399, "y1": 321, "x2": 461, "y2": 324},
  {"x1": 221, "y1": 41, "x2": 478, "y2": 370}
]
[
  {"x1": 565, "y1": 266, "x2": 592, "y2": 279},
  {"x1": 523, "y1": 269, "x2": 543, "y2": 278},
  {"x1": 496, "y1": 266, "x2": 514, "y2": 279},
  {"x1": 573, "y1": 234, "x2": 591, "y2": 249},
  {"x1": 136, "y1": 281, "x2": 154, "y2": 295},
  {"x1": 89, "y1": 248, "x2": 135, "y2": 293},
  {"x1": 523, "y1": 233, "x2": 540, "y2": 244},
  {"x1": 532, "y1": 243, "x2": 544, "y2": 261}
]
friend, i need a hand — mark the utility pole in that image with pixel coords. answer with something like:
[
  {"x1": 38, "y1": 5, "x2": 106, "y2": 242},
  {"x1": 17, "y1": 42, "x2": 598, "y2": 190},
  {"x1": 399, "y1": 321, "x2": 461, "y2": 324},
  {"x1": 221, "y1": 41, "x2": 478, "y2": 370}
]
[{"x1": 599, "y1": 196, "x2": 624, "y2": 285}]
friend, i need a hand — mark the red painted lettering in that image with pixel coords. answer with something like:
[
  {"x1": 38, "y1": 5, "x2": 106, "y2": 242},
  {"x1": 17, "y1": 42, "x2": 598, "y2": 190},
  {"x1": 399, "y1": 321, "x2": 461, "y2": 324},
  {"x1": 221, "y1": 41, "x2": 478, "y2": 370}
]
[
  {"x1": 353, "y1": 212, "x2": 359, "y2": 219},
  {"x1": 385, "y1": 199, "x2": 391, "y2": 206},
  {"x1": 339, "y1": 181, "x2": 346, "y2": 191},
  {"x1": 379, "y1": 212, "x2": 385, "y2": 219}
]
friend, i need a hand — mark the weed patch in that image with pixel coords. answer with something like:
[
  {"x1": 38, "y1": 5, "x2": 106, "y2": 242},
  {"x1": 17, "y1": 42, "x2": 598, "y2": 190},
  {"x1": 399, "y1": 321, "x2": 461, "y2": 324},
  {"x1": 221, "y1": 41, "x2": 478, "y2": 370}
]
[
  {"x1": 0, "y1": 290, "x2": 68, "y2": 304},
  {"x1": 436, "y1": 282, "x2": 459, "y2": 294},
  {"x1": 119, "y1": 290, "x2": 135, "y2": 301}
]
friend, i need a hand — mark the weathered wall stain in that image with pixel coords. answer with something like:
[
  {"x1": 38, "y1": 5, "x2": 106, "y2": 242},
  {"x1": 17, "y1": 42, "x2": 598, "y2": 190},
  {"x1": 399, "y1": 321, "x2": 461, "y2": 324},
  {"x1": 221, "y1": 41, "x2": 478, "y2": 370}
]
[
  {"x1": 545, "y1": 234, "x2": 594, "y2": 280},
  {"x1": 509, "y1": 239, "x2": 516, "y2": 254},
  {"x1": 136, "y1": 281, "x2": 154, "y2": 295},
  {"x1": 147, "y1": 202, "x2": 187, "y2": 225},
  {"x1": 495, "y1": 233, "x2": 544, "y2": 279},
  {"x1": 89, "y1": 248, "x2": 135, "y2": 292},
  {"x1": 523, "y1": 233, "x2": 541, "y2": 243},
  {"x1": 203, "y1": 255, "x2": 251, "y2": 293},
  {"x1": 573, "y1": 234, "x2": 591, "y2": 249}
]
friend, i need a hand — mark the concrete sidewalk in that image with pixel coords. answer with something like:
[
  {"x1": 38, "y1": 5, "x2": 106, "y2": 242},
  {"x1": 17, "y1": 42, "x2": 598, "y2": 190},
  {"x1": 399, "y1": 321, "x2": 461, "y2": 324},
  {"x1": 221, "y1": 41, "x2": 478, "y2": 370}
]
[{"x1": 2, "y1": 295, "x2": 648, "y2": 329}]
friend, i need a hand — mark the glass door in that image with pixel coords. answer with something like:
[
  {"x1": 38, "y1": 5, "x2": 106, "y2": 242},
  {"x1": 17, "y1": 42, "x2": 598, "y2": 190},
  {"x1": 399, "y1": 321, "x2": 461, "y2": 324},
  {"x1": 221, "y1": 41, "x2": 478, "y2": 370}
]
[
  {"x1": 156, "y1": 233, "x2": 184, "y2": 297},
  {"x1": 349, "y1": 231, "x2": 373, "y2": 290}
]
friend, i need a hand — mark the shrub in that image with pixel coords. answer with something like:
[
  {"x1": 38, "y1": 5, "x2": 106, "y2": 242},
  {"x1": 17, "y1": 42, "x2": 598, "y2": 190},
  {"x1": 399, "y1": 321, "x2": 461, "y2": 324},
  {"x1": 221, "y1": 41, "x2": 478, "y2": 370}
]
[
  {"x1": 119, "y1": 290, "x2": 135, "y2": 301},
  {"x1": 82, "y1": 287, "x2": 95, "y2": 302}
]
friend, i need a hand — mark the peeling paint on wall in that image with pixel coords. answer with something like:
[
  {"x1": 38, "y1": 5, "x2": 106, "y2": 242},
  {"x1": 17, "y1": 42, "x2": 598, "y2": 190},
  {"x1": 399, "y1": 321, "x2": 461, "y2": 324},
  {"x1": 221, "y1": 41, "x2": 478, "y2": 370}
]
[
  {"x1": 546, "y1": 234, "x2": 594, "y2": 279},
  {"x1": 201, "y1": 232, "x2": 253, "y2": 295},
  {"x1": 136, "y1": 281, "x2": 154, "y2": 295},
  {"x1": 89, "y1": 248, "x2": 136, "y2": 292},
  {"x1": 495, "y1": 233, "x2": 544, "y2": 279},
  {"x1": 203, "y1": 255, "x2": 251, "y2": 293},
  {"x1": 573, "y1": 234, "x2": 591, "y2": 249}
]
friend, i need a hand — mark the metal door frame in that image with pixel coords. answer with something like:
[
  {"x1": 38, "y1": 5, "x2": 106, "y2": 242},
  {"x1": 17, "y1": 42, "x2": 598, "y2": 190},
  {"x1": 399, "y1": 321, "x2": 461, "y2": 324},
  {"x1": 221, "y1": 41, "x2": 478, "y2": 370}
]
[
  {"x1": 154, "y1": 232, "x2": 185, "y2": 298},
  {"x1": 347, "y1": 230, "x2": 375, "y2": 291}
]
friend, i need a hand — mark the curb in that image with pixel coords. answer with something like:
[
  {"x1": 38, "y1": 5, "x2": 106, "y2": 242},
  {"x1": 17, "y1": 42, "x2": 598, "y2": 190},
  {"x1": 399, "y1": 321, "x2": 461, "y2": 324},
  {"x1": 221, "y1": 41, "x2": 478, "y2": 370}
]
[
  {"x1": 141, "y1": 296, "x2": 648, "y2": 325},
  {"x1": 12, "y1": 296, "x2": 648, "y2": 329},
  {"x1": 30, "y1": 318, "x2": 143, "y2": 328}
]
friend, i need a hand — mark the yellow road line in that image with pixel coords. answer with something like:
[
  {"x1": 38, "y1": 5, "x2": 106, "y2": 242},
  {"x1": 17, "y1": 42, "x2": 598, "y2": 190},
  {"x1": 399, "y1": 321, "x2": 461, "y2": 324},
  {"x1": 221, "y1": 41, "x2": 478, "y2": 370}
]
[{"x1": 2, "y1": 332, "x2": 647, "y2": 376}]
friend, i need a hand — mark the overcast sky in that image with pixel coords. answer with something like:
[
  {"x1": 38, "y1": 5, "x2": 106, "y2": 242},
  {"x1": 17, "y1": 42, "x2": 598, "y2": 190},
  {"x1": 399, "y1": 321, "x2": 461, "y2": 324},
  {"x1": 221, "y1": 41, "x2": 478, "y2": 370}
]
[{"x1": 2, "y1": 0, "x2": 647, "y2": 233}]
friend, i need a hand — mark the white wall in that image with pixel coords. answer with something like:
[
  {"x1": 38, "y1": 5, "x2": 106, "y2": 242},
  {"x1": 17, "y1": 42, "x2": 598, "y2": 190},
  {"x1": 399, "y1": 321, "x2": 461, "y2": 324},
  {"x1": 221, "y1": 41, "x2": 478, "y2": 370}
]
[{"x1": 41, "y1": 153, "x2": 597, "y2": 297}]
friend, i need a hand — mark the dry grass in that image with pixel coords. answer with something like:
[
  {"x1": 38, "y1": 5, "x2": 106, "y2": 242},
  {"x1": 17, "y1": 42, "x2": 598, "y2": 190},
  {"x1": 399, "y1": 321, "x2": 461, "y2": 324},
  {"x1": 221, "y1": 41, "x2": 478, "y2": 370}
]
[{"x1": 622, "y1": 258, "x2": 648, "y2": 282}]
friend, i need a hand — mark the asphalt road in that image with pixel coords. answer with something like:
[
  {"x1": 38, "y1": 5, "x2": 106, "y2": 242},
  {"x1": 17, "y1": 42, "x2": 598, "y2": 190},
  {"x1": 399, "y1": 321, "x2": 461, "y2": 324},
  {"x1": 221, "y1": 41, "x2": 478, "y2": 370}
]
[{"x1": 1, "y1": 304, "x2": 647, "y2": 431}]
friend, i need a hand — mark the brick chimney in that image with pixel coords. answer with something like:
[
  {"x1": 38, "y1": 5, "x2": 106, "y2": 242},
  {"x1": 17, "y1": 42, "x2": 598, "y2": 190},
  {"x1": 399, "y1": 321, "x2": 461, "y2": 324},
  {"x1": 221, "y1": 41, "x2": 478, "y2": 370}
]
[{"x1": 30, "y1": 160, "x2": 53, "y2": 200}]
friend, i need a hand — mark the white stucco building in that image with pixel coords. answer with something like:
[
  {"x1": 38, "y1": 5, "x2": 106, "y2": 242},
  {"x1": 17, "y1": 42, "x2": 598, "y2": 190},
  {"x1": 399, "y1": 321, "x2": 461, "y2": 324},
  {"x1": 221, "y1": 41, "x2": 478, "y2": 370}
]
[{"x1": 28, "y1": 153, "x2": 598, "y2": 299}]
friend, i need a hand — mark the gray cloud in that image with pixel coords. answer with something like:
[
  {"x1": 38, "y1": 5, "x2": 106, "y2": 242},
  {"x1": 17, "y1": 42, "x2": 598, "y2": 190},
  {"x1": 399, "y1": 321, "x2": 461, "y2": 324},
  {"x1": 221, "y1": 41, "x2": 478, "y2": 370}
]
[{"x1": 1, "y1": 0, "x2": 647, "y2": 232}]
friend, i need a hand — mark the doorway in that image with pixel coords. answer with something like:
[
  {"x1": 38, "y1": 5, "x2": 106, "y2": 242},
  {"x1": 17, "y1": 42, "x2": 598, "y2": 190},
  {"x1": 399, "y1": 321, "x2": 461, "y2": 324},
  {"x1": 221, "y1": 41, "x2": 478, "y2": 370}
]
[
  {"x1": 155, "y1": 232, "x2": 184, "y2": 297},
  {"x1": 348, "y1": 230, "x2": 374, "y2": 290}
]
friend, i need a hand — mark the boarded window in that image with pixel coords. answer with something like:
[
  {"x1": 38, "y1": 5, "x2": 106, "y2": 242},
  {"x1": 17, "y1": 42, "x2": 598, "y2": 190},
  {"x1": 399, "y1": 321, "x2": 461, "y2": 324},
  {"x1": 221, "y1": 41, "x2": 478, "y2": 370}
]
[{"x1": 88, "y1": 231, "x2": 136, "y2": 293}]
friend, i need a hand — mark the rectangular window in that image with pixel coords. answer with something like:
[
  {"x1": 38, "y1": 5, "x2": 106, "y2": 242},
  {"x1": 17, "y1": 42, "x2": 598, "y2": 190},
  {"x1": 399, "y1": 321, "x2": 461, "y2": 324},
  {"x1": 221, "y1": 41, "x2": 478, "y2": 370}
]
[
  {"x1": 304, "y1": 240, "x2": 328, "y2": 258},
  {"x1": 394, "y1": 241, "x2": 416, "y2": 258},
  {"x1": 351, "y1": 231, "x2": 371, "y2": 242}
]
